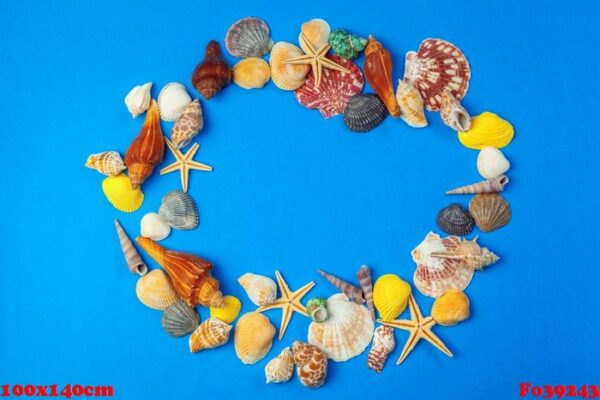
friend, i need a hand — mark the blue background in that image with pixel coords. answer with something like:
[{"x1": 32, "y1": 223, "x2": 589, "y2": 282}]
[{"x1": 1, "y1": 0, "x2": 598, "y2": 399}]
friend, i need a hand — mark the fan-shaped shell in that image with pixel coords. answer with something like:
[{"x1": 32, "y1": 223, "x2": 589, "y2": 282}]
[
  {"x1": 189, "y1": 317, "x2": 232, "y2": 352},
  {"x1": 157, "y1": 82, "x2": 192, "y2": 122},
  {"x1": 234, "y1": 312, "x2": 276, "y2": 365},
  {"x1": 171, "y1": 99, "x2": 203, "y2": 149},
  {"x1": 135, "y1": 269, "x2": 179, "y2": 310},
  {"x1": 162, "y1": 300, "x2": 199, "y2": 337},
  {"x1": 299, "y1": 19, "x2": 330, "y2": 52},
  {"x1": 396, "y1": 80, "x2": 427, "y2": 128},
  {"x1": 269, "y1": 42, "x2": 310, "y2": 90},
  {"x1": 404, "y1": 38, "x2": 471, "y2": 111},
  {"x1": 477, "y1": 146, "x2": 510, "y2": 179},
  {"x1": 431, "y1": 289, "x2": 470, "y2": 326},
  {"x1": 469, "y1": 193, "x2": 511, "y2": 232},
  {"x1": 436, "y1": 203, "x2": 475, "y2": 236},
  {"x1": 124, "y1": 82, "x2": 152, "y2": 118},
  {"x1": 232, "y1": 57, "x2": 271, "y2": 89},
  {"x1": 86, "y1": 151, "x2": 126, "y2": 176},
  {"x1": 343, "y1": 94, "x2": 387, "y2": 133},
  {"x1": 265, "y1": 347, "x2": 294, "y2": 383},
  {"x1": 440, "y1": 91, "x2": 471, "y2": 131},
  {"x1": 291, "y1": 341, "x2": 327, "y2": 388},
  {"x1": 373, "y1": 274, "x2": 411, "y2": 321},
  {"x1": 140, "y1": 212, "x2": 171, "y2": 241},
  {"x1": 102, "y1": 173, "x2": 144, "y2": 213},
  {"x1": 209, "y1": 295, "x2": 242, "y2": 324},
  {"x1": 238, "y1": 273, "x2": 277, "y2": 306},
  {"x1": 158, "y1": 191, "x2": 199, "y2": 230},
  {"x1": 458, "y1": 112, "x2": 514, "y2": 149},
  {"x1": 225, "y1": 17, "x2": 273, "y2": 58}
]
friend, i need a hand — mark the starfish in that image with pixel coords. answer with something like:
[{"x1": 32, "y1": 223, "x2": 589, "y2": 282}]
[
  {"x1": 378, "y1": 294, "x2": 453, "y2": 365},
  {"x1": 159, "y1": 138, "x2": 212, "y2": 192},
  {"x1": 256, "y1": 270, "x2": 315, "y2": 340},
  {"x1": 285, "y1": 32, "x2": 350, "y2": 88}
]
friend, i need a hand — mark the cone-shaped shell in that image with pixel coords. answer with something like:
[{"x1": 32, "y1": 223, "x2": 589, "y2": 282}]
[
  {"x1": 446, "y1": 175, "x2": 509, "y2": 195},
  {"x1": 225, "y1": 17, "x2": 273, "y2": 58},
  {"x1": 234, "y1": 312, "x2": 276, "y2": 365},
  {"x1": 440, "y1": 91, "x2": 471, "y2": 131},
  {"x1": 396, "y1": 80, "x2": 427, "y2": 128},
  {"x1": 232, "y1": 57, "x2": 271, "y2": 89},
  {"x1": 238, "y1": 273, "x2": 277, "y2": 306},
  {"x1": 328, "y1": 28, "x2": 367, "y2": 60},
  {"x1": 162, "y1": 300, "x2": 199, "y2": 337},
  {"x1": 135, "y1": 269, "x2": 179, "y2": 310},
  {"x1": 171, "y1": 99, "x2": 203, "y2": 149},
  {"x1": 431, "y1": 289, "x2": 470, "y2": 326},
  {"x1": 477, "y1": 146, "x2": 510, "y2": 180},
  {"x1": 367, "y1": 325, "x2": 395, "y2": 373},
  {"x1": 357, "y1": 265, "x2": 376, "y2": 320},
  {"x1": 191, "y1": 41, "x2": 231, "y2": 100},
  {"x1": 316, "y1": 269, "x2": 364, "y2": 304},
  {"x1": 265, "y1": 347, "x2": 294, "y2": 383},
  {"x1": 159, "y1": 191, "x2": 199, "y2": 230},
  {"x1": 189, "y1": 317, "x2": 232, "y2": 352},
  {"x1": 469, "y1": 193, "x2": 511, "y2": 232},
  {"x1": 458, "y1": 112, "x2": 514, "y2": 149},
  {"x1": 102, "y1": 173, "x2": 144, "y2": 213},
  {"x1": 373, "y1": 274, "x2": 411, "y2": 321},
  {"x1": 269, "y1": 42, "x2": 310, "y2": 90},
  {"x1": 431, "y1": 236, "x2": 500, "y2": 270},
  {"x1": 86, "y1": 151, "x2": 126, "y2": 176},
  {"x1": 291, "y1": 341, "x2": 327, "y2": 388},
  {"x1": 436, "y1": 203, "x2": 475, "y2": 236},
  {"x1": 299, "y1": 19, "x2": 330, "y2": 52},
  {"x1": 364, "y1": 36, "x2": 400, "y2": 117},
  {"x1": 343, "y1": 94, "x2": 388, "y2": 133},
  {"x1": 210, "y1": 295, "x2": 242, "y2": 324},
  {"x1": 114, "y1": 219, "x2": 148, "y2": 276}
]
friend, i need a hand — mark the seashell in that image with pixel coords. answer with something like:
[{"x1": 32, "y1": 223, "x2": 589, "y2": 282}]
[
  {"x1": 158, "y1": 191, "x2": 199, "y2": 230},
  {"x1": 343, "y1": 94, "x2": 387, "y2": 133},
  {"x1": 234, "y1": 312, "x2": 276, "y2": 365},
  {"x1": 102, "y1": 173, "x2": 144, "y2": 213},
  {"x1": 395, "y1": 79, "x2": 427, "y2": 128},
  {"x1": 458, "y1": 112, "x2": 514, "y2": 149},
  {"x1": 356, "y1": 265, "x2": 375, "y2": 320},
  {"x1": 468, "y1": 193, "x2": 511, "y2": 232},
  {"x1": 308, "y1": 293, "x2": 374, "y2": 362},
  {"x1": 299, "y1": 19, "x2": 330, "y2": 52},
  {"x1": 367, "y1": 325, "x2": 395, "y2": 373},
  {"x1": 446, "y1": 175, "x2": 509, "y2": 195},
  {"x1": 316, "y1": 269, "x2": 364, "y2": 304},
  {"x1": 269, "y1": 42, "x2": 310, "y2": 90},
  {"x1": 291, "y1": 341, "x2": 327, "y2": 388},
  {"x1": 404, "y1": 38, "x2": 471, "y2": 111},
  {"x1": 210, "y1": 295, "x2": 242, "y2": 324},
  {"x1": 157, "y1": 82, "x2": 192, "y2": 122},
  {"x1": 114, "y1": 219, "x2": 148, "y2": 276},
  {"x1": 225, "y1": 17, "x2": 273, "y2": 58},
  {"x1": 328, "y1": 28, "x2": 367, "y2": 60},
  {"x1": 412, "y1": 232, "x2": 474, "y2": 298},
  {"x1": 135, "y1": 269, "x2": 179, "y2": 310},
  {"x1": 477, "y1": 146, "x2": 510, "y2": 179},
  {"x1": 124, "y1": 100, "x2": 164, "y2": 189},
  {"x1": 124, "y1": 82, "x2": 152, "y2": 118},
  {"x1": 136, "y1": 238, "x2": 224, "y2": 307},
  {"x1": 436, "y1": 203, "x2": 475, "y2": 236},
  {"x1": 171, "y1": 99, "x2": 203, "y2": 149},
  {"x1": 191, "y1": 41, "x2": 231, "y2": 100},
  {"x1": 364, "y1": 36, "x2": 400, "y2": 117},
  {"x1": 238, "y1": 273, "x2": 277, "y2": 306},
  {"x1": 294, "y1": 55, "x2": 363, "y2": 118},
  {"x1": 440, "y1": 91, "x2": 471, "y2": 131},
  {"x1": 431, "y1": 236, "x2": 499, "y2": 270},
  {"x1": 140, "y1": 212, "x2": 171, "y2": 241},
  {"x1": 265, "y1": 347, "x2": 294, "y2": 384},
  {"x1": 85, "y1": 151, "x2": 126, "y2": 176},
  {"x1": 161, "y1": 300, "x2": 199, "y2": 337},
  {"x1": 431, "y1": 289, "x2": 470, "y2": 326},
  {"x1": 189, "y1": 317, "x2": 232, "y2": 352},
  {"x1": 373, "y1": 274, "x2": 411, "y2": 321},
  {"x1": 232, "y1": 57, "x2": 271, "y2": 89},
  {"x1": 306, "y1": 298, "x2": 328, "y2": 323}
]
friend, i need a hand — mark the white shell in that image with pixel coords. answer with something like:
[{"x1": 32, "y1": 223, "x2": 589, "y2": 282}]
[
  {"x1": 238, "y1": 273, "x2": 277, "y2": 306},
  {"x1": 477, "y1": 146, "x2": 510, "y2": 179},
  {"x1": 140, "y1": 212, "x2": 171, "y2": 241},
  {"x1": 124, "y1": 82, "x2": 152, "y2": 118},
  {"x1": 157, "y1": 82, "x2": 192, "y2": 122}
]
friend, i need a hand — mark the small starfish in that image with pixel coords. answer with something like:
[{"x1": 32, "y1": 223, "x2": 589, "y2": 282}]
[
  {"x1": 159, "y1": 138, "x2": 212, "y2": 192},
  {"x1": 378, "y1": 294, "x2": 453, "y2": 365},
  {"x1": 285, "y1": 32, "x2": 350, "y2": 88},
  {"x1": 256, "y1": 270, "x2": 315, "y2": 340}
]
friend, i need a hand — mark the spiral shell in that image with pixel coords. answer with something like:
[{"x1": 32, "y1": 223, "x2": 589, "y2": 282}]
[
  {"x1": 161, "y1": 300, "x2": 199, "y2": 337},
  {"x1": 396, "y1": 80, "x2": 427, "y2": 128},
  {"x1": 85, "y1": 151, "x2": 126, "y2": 176},
  {"x1": 158, "y1": 191, "x2": 199, "y2": 230},
  {"x1": 124, "y1": 82, "x2": 152, "y2": 118},
  {"x1": 367, "y1": 325, "x2": 395, "y2": 373},
  {"x1": 225, "y1": 17, "x2": 273, "y2": 58},
  {"x1": 468, "y1": 193, "x2": 511, "y2": 232},
  {"x1": 269, "y1": 42, "x2": 310, "y2": 90},
  {"x1": 238, "y1": 273, "x2": 277, "y2": 306},
  {"x1": 189, "y1": 317, "x2": 232, "y2": 352},
  {"x1": 135, "y1": 269, "x2": 179, "y2": 310},
  {"x1": 440, "y1": 91, "x2": 471, "y2": 131},
  {"x1": 234, "y1": 312, "x2": 276, "y2": 365},
  {"x1": 191, "y1": 41, "x2": 231, "y2": 100},
  {"x1": 232, "y1": 57, "x2": 271, "y2": 89},
  {"x1": 292, "y1": 341, "x2": 328, "y2": 388},
  {"x1": 343, "y1": 94, "x2": 388, "y2": 133},
  {"x1": 265, "y1": 347, "x2": 294, "y2": 384}
]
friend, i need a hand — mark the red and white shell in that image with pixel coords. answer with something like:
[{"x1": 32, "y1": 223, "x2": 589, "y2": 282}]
[
  {"x1": 294, "y1": 55, "x2": 363, "y2": 119},
  {"x1": 403, "y1": 39, "x2": 471, "y2": 111}
]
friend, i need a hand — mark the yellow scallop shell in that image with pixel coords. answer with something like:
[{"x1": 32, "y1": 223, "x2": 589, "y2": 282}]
[
  {"x1": 458, "y1": 112, "x2": 514, "y2": 150},
  {"x1": 135, "y1": 269, "x2": 179, "y2": 310},
  {"x1": 210, "y1": 295, "x2": 242, "y2": 324},
  {"x1": 232, "y1": 58, "x2": 271, "y2": 89},
  {"x1": 299, "y1": 19, "x2": 330, "y2": 51},
  {"x1": 269, "y1": 42, "x2": 310, "y2": 91},
  {"x1": 234, "y1": 312, "x2": 276, "y2": 365},
  {"x1": 431, "y1": 289, "x2": 470, "y2": 326},
  {"x1": 373, "y1": 274, "x2": 411, "y2": 321},
  {"x1": 101, "y1": 173, "x2": 144, "y2": 213}
]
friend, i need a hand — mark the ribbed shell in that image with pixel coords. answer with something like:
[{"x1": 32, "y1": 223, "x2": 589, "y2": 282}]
[
  {"x1": 469, "y1": 193, "x2": 511, "y2": 232},
  {"x1": 436, "y1": 203, "x2": 475, "y2": 236},
  {"x1": 86, "y1": 151, "x2": 126, "y2": 176},
  {"x1": 291, "y1": 341, "x2": 328, "y2": 388},
  {"x1": 162, "y1": 300, "x2": 199, "y2": 337},
  {"x1": 373, "y1": 274, "x2": 411, "y2": 321},
  {"x1": 159, "y1": 191, "x2": 199, "y2": 230},
  {"x1": 238, "y1": 273, "x2": 277, "y2": 306},
  {"x1": 135, "y1": 269, "x2": 179, "y2": 310},
  {"x1": 225, "y1": 17, "x2": 273, "y2": 58},
  {"x1": 431, "y1": 289, "x2": 470, "y2": 326},
  {"x1": 458, "y1": 112, "x2": 514, "y2": 149},
  {"x1": 446, "y1": 175, "x2": 509, "y2": 195},
  {"x1": 189, "y1": 317, "x2": 232, "y2": 352},
  {"x1": 232, "y1": 57, "x2": 271, "y2": 89},
  {"x1": 157, "y1": 82, "x2": 192, "y2": 122},
  {"x1": 265, "y1": 347, "x2": 294, "y2": 383},
  {"x1": 343, "y1": 94, "x2": 387, "y2": 133},
  {"x1": 102, "y1": 173, "x2": 144, "y2": 213},
  {"x1": 440, "y1": 91, "x2": 471, "y2": 131},
  {"x1": 367, "y1": 325, "x2": 395, "y2": 373},
  {"x1": 396, "y1": 80, "x2": 428, "y2": 128},
  {"x1": 171, "y1": 99, "x2": 203, "y2": 149},
  {"x1": 269, "y1": 42, "x2": 310, "y2": 90},
  {"x1": 299, "y1": 19, "x2": 330, "y2": 52},
  {"x1": 234, "y1": 312, "x2": 276, "y2": 365},
  {"x1": 209, "y1": 295, "x2": 242, "y2": 324}
]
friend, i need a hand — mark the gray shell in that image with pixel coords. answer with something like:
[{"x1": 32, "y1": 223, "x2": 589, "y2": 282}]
[
  {"x1": 158, "y1": 191, "x2": 199, "y2": 230},
  {"x1": 343, "y1": 94, "x2": 387, "y2": 133},
  {"x1": 436, "y1": 203, "x2": 475, "y2": 236},
  {"x1": 162, "y1": 301, "x2": 200, "y2": 337},
  {"x1": 225, "y1": 17, "x2": 274, "y2": 58}
]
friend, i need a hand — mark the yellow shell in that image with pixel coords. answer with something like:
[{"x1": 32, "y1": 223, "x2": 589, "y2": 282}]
[
  {"x1": 458, "y1": 112, "x2": 514, "y2": 149},
  {"x1": 269, "y1": 42, "x2": 310, "y2": 90},
  {"x1": 234, "y1": 312, "x2": 276, "y2": 365},
  {"x1": 135, "y1": 269, "x2": 179, "y2": 310},
  {"x1": 431, "y1": 289, "x2": 470, "y2": 326},
  {"x1": 189, "y1": 317, "x2": 232, "y2": 352},
  {"x1": 373, "y1": 274, "x2": 411, "y2": 321},
  {"x1": 101, "y1": 173, "x2": 144, "y2": 213},
  {"x1": 85, "y1": 151, "x2": 126, "y2": 176},
  {"x1": 299, "y1": 19, "x2": 330, "y2": 51},
  {"x1": 210, "y1": 295, "x2": 242, "y2": 324},
  {"x1": 232, "y1": 58, "x2": 271, "y2": 89}
]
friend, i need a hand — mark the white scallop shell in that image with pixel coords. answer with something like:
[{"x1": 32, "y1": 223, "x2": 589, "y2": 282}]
[
  {"x1": 124, "y1": 82, "x2": 152, "y2": 118},
  {"x1": 157, "y1": 82, "x2": 192, "y2": 122},
  {"x1": 477, "y1": 146, "x2": 510, "y2": 179},
  {"x1": 140, "y1": 212, "x2": 171, "y2": 241}
]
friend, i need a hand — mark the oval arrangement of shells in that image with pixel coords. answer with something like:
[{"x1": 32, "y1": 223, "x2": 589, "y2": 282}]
[{"x1": 86, "y1": 16, "x2": 515, "y2": 389}]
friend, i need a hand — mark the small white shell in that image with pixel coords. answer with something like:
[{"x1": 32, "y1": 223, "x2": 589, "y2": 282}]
[
  {"x1": 124, "y1": 82, "x2": 152, "y2": 118},
  {"x1": 157, "y1": 82, "x2": 192, "y2": 122},
  {"x1": 140, "y1": 212, "x2": 171, "y2": 241},
  {"x1": 477, "y1": 146, "x2": 510, "y2": 179}
]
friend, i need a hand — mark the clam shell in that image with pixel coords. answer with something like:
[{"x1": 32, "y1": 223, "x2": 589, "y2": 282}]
[
  {"x1": 140, "y1": 212, "x2": 171, "y2": 241},
  {"x1": 232, "y1": 57, "x2": 271, "y2": 89},
  {"x1": 269, "y1": 42, "x2": 310, "y2": 90},
  {"x1": 373, "y1": 274, "x2": 411, "y2": 321},
  {"x1": 225, "y1": 17, "x2": 273, "y2": 58},
  {"x1": 135, "y1": 269, "x2": 179, "y2": 310},
  {"x1": 238, "y1": 273, "x2": 277, "y2": 306},
  {"x1": 162, "y1": 300, "x2": 199, "y2": 337},
  {"x1": 299, "y1": 19, "x2": 330, "y2": 52},
  {"x1": 189, "y1": 317, "x2": 232, "y2": 352},
  {"x1": 234, "y1": 312, "x2": 276, "y2": 365},
  {"x1": 343, "y1": 94, "x2": 388, "y2": 133},
  {"x1": 265, "y1": 347, "x2": 294, "y2": 384},
  {"x1": 436, "y1": 203, "x2": 475, "y2": 236},
  {"x1": 171, "y1": 99, "x2": 203, "y2": 149},
  {"x1": 209, "y1": 295, "x2": 242, "y2": 324},
  {"x1": 328, "y1": 28, "x2": 367, "y2": 60},
  {"x1": 158, "y1": 191, "x2": 199, "y2": 230},
  {"x1": 431, "y1": 289, "x2": 470, "y2": 326},
  {"x1": 124, "y1": 82, "x2": 152, "y2": 118},
  {"x1": 440, "y1": 91, "x2": 471, "y2": 131},
  {"x1": 292, "y1": 341, "x2": 327, "y2": 388},
  {"x1": 157, "y1": 82, "x2": 192, "y2": 122},
  {"x1": 458, "y1": 112, "x2": 514, "y2": 149},
  {"x1": 396, "y1": 80, "x2": 427, "y2": 128},
  {"x1": 477, "y1": 146, "x2": 510, "y2": 179},
  {"x1": 102, "y1": 173, "x2": 144, "y2": 213},
  {"x1": 86, "y1": 151, "x2": 126, "y2": 176},
  {"x1": 469, "y1": 193, "x2": 511, "y2": 232}
]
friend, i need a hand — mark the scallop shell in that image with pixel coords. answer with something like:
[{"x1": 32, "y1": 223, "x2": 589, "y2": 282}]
[
  {"x1": 458, "y1": 112, "x2": 514, "y2": 149},
  {"x1": 86, "y1": 151, "x2": 126, "y2": 176},
  {"x1": 468, "y1": 193, "x2": 511, "y2": 232},
  {"x1": 367, "y1": 325, "x2": 395, "y2": 373},
  {"x1": 436, "y1": 203, "x2": 475, "y2": 236},
  {"x1": 440, "y1": 91, "x2": 471, "y2": 131},
  {"x1": 171, "y1": 99, "x2": 203, "y2": 149},
  {"x1": 158, "y1": 191, "x2": 199, "y2": 230},
  {"x1": 124, "y1": 82, "x2": 152, "y2": 118},
  {"x1": 404, "y1": 38, "x2": 471, "y2": 111},
  {"x1": 306, "y1": 298, "x2": 328, "y2": 323},
  {"x1": 291, "y1": 341, "x2": 328, "y2": 388},
  {"x1": 234, "y1": 312, "x2": 276, "y2": 365},
  {"x1": 477, "y1": 146, "x2": 510, "y2": 179},
  {"x1": 189, "y1": 317, "x2": 232, "y2": 352},
  {"x1": 299, "y1": 19, "x2": 330, "y2": 52},
  {"x1": 269, "y1": 42, "x2": 310, "y2": 90},
  {"x1": 294, "y1": 55, "x2": 363, "y2": 119},
  {"x1": 101, "y1": 173, "x2": 144, "y2": 213},
  {"x1": 328, "y1": 28, "x2": 368, "y2": 60},
  {"x1": 157, "y1": 82, "x2": 192, "y2": 122},
  {"x1": 209, "y1": 295, "x2": 242, "y2": 324},
  {"x1": 225, "y1": 17, "x2": 273, "y2": 58},
  {"x1": 238, "y1": 273, "x2": 277, "y2": 306},
  {"x1": 431, "y1": 289, "x2": 470, "y2": 326},
  {"x1": 446, "y1": 175, "x2": 509, "y2": 195},
  {"x1": 140, "y1": 212, "x2": 171, "y2": 241},
  {"x1": 161, "y1": 300, "x2": 199, "y2": 337},
  {"x1": 430, "y1": 236, "x2": 500, "y2": 270},
  {"x1": 396, "y1": 80, "x2": 427, "y2": 128},
  {"x1": 308, "y1": 293, "x2": 374, "y2": 362},
  {"x1": 265, "y1": 347, "x2": 294, "y2": 384},
  {"x1": 343, "y1": 94, "x2": 388, "y2": 133},
  {"x1": 373, "y1": 274, "x2": 411, "y2": 321},
  {"x1": 135, "y1": 269, "x2": 179, "y2": 310},
  {"x1": 232, "y1": 57, "x2": 271, "y2": 89}
]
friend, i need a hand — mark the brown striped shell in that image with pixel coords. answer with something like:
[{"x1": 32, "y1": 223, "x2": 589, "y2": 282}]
[
  {"x1": 291, "y1": 341, "x2": 328, "y2": 388},
  {"x1": 469, "y1": 193, "x2": 511, "y2": 232}
]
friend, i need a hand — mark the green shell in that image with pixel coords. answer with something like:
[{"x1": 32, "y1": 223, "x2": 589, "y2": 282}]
[
  {"x1": 306, "y1": 298, "x2": 328, "y2": 323},
  {"x1": 328, "y1": 28, "x2": 368, "y2": 60}
]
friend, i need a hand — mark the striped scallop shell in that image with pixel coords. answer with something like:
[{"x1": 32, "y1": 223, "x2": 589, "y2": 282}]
[
  {"x1": 86, "y1": 151, "x2": 126, "y2": 176},
  {"x1": 189, "y1": 317, "x2": 232, "y2": 352},
  {"x1": 232, "y1": 57, "x2": 271, "y2": 89},
  {"x1": 468, "y1": 193, "x2": 511, "y2": 232},
  {"x1": 225, "y1": 17, "x2": 273, "y2": 58},
  {"x1": 436, "y1": 203, "x2": 475, "y2": 236},
  {"x1": 135, "y1": 269, "x2": 179, "y2": 310},
  {"x1": 234, "y1": 312, "x2": 276, "y2": 365},
  {"x1": 269, "y1": 42, "x2": 310, "y2": 90},
  {"x1": 158, "y1": 191, "x2": 198, "y2": 230},
  {"x1": 162, "y1": 300, "x2": 199, "y2": 337},
  {"x1": 343, "y1": 94, "x2": 387, "y2": 133}
]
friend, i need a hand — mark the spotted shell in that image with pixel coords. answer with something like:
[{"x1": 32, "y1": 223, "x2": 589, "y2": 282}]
[
  {"x1": 269, "y1": 42, "x2": 310, "y2": 90},
  {"x1": 171, "y1": 99, "x2": 203, "y2": 149},
  {"x1": 431, "y1": 289, "x2": 470, "y2": 326},
  {"x1": 135, "y1": 269, "x2": 179, "y2": 310},
  {"x1": 299, "y1": 19, "x2": 330, "y2": 52},
  {"x1": 161, "y1": 300, "x2": 199, "y2": 337},
  {"x1": 232, "y1": 57, "x2": 271, "y2": 89},
  {"x1": 225, "y1": 17, "x2": 273, "y2": 58},
  {"x1": 292, "y1": 341, "x2": 327, "y2": 388},
  {"x1": 102, "y1": 173, "x2": 144, "y2": 213},
  {"x1": 436, "y1": 203, "x2": 475, "y2": 236},
  {"x1": 158, "y1": 191, "x2": 199, "y2": 230},
  {"x1": 86, "y1": 151, "x2": 126, "y2": 176},
  {"x1": 189, "y1": 317, "x2": 232, "y2": 352},
  {"x1": 265, "y1": 347, "x2": 294, "y2": 384},
  {"x1": 234, "y1": 312, "x2": 276, "y2": 365},
  {"x1": 396, "y1": 80, "x2": 427, "y2": 128},
  {"x1": 440, "y1": 91, "x2": 471, "y2": 131},
  {"x1": 157, "y1": 82, "x2": 192, "y2": 122},
  {"x1": 343, "y1": 94, "x2": 387, "y2": 133},
  {"x1": 469, "y1": 193, "x2": 511, "y2": 232}
]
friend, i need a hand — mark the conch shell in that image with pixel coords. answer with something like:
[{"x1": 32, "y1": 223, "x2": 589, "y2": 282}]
[
  {"x1": 430, "y1": 236, "x2": 499, "y2": 270},
  {"x1": 446, "y1": 175, "x2": 509, "y2": 195},
  {"x1": 367, "y1": 325, "x2": 395, "y2": 373},
  {"x1": 114, "y1": 219, "x2": 147, "y2": 276},
  {"x1": 291, "y1": 341, "x2": 327, "y2": 388},
  {"x1": 364, "y1": 36, "x2": 400, "y2": 117},
  {"x1": 85, "y1": 151, "x2": 126, "y2": 176},
  {"x1": 396, "y1": 80, "x2": 427, "y2": 128},
  {"x1": 316, "y1": 269, "x2": 364, "y2": 304},
  {"x1": 191, "y1": 41, "x2": 231, "y2": 100},
  {"x1": 189, "y1": 317, "x2": 232, "y2": 352},
  {"x1": 124, "y1": 82, "x2": 152, "y2": 118},
  {"x1": 265, "y1": 347, "x2": 294, "y2": 384},
  {"x1": 440, "y1": 91, "x2": 471, "y2": 131}
]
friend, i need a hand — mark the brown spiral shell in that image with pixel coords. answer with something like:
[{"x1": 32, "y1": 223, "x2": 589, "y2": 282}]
[{"x1": 191, "y1": 41, "x2": 231, "y2": 100}]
